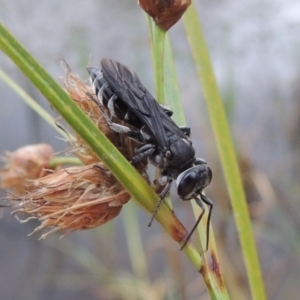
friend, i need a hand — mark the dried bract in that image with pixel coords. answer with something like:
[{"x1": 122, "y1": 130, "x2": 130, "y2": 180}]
[
  {"x1": 63, "y1": 68, "x2": 115, "y2": 164},
  {"x1": 0, "y1": 144, "x2": 54, "y2": 195},
  {"x1": 139, "y1": 0, "x2": 191, "y2": 30},
  {"x1": 11, "y1": 165, "x2": 130, "y2": 238}
]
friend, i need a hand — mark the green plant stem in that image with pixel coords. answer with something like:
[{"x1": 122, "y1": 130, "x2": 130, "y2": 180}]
[
  {"x1": 183, "y1": 4, "x2": 266, "y2": 299},
  {"x1": 163, "y1": 36, "x2": 185, "y2": 125},
  {"x1": 147, "y1": 16, "x2": 229, "y2": 299},
  {"x1": 0, "y1": 67, "x2": 71, "y2": 140},
  {"x1": 49, "y1": 156, "x2": 82, "y2": 168},
  {"x1": 153, "y1": 25, "x2": 166, "y2": 104},
  {"x1": 122, "y1": 202, "x2": 149, "y2": 282},
  {"x1": 148, "y1": 20, "x2": 174, "y2": 212}
]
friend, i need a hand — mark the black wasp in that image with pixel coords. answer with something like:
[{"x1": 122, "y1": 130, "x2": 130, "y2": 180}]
[{"x1": 87, "y1": 59, "x2": 213, "y2": 250}]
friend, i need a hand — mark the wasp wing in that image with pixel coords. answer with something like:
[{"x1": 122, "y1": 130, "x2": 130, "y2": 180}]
[{"x1": 101, "y1": 59, "x2": 185, "y2": 149}]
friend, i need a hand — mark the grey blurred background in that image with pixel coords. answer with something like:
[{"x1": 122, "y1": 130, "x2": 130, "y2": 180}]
[{"x1": 0, "y1": 1, "x2": 300, "y2": 299}]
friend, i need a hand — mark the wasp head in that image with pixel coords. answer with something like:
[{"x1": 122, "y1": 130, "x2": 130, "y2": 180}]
[{"x1": 176, "y1": 160, "x2": 212, "y2": 200}]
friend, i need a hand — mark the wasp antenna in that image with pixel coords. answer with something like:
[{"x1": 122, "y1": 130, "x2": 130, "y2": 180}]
[
  {"x1": 148, "y1": 179, "x2": 172, "y2": 226},
  {"x1": 148, "y1": 196, "x2": 165, "y2": 227}
]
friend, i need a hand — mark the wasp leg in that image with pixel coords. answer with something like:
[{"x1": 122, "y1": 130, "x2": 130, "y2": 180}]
[
  {"x1": 93, "y1": 82, "x2": 109, "y2": 106},
  {"x1": 131, "y1": 143, "x2": 156, "y2": 164},
  {"x1": 107, "y1": 92, "x2": 121, "y2": 119},
  {"x1": 200, "y1": 194, "x2": 213, "y2": 251},
  {"x1": 180, "y1": 194, "x2": 213, "y2": 251},
  {"x1": 180, "y1": 196, "x2": 206, "y2": 250},
  {"x1": 101, "y1": 108, "x2": 132, "y2": 134},
  {"x1": 93, "y1": 90, "x2": 142, "y2": 140},
  {"x1": 159, "y1": 177, "x2": 173, "y2": 199}
]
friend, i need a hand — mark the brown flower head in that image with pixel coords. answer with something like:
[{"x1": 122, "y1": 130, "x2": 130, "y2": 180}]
[
  {"x1": 11, "y1": 165, "x2": 130, "y2": 238},
  {"x1": 139, "y1": 0, "x2": 191, "y2": 30},
  {"x1": 0, "y1": 144, "x2": 54, "y2": 195}
]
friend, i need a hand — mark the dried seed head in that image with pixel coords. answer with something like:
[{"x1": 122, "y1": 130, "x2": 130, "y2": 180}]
[
  {"x1": 63, "y1": 68, "x2": 117, "y2": 164},
  {"x1": 10, "y1": 165, "x2": 130, "y2": 238},
  {"x1": 139, "y1": 0, "x2": 191, "y2": 30},
  {"x1": 0, "y1": 144, "x2": 54, "y2": 195},
  {"x1": 64, "y1": 70, "x2": 117, "y2": 140}
]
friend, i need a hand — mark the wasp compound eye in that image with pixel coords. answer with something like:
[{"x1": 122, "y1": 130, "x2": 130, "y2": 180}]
[
  {"x1": 177, "y1": 170, "x2": 198, "y2": 199},
  {"x1": 207, "y1": 166, "x2": 213, "y2": 183}
]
